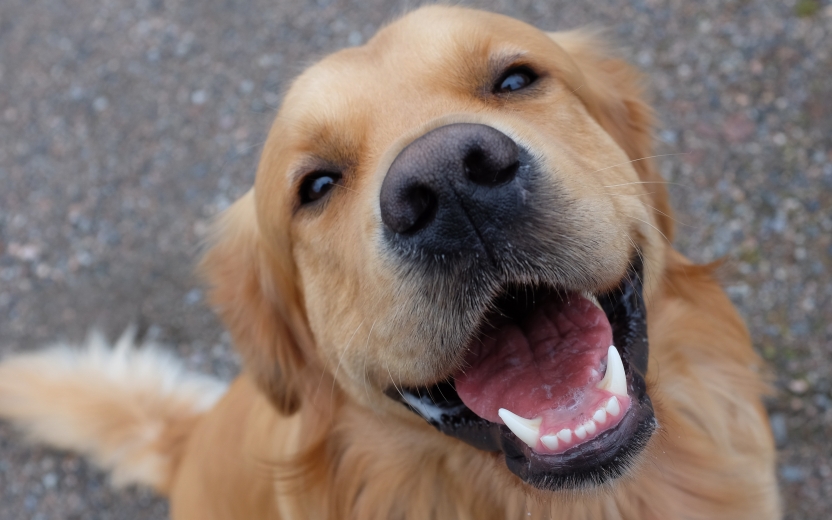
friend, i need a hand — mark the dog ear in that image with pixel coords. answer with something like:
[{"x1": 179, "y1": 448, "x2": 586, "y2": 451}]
[
  {"x1": 549, "y1": 30, "x2": 674, "y2": 242},
  {"x1": 198, "y1": 190, "x2": 306, "y2": 414}
]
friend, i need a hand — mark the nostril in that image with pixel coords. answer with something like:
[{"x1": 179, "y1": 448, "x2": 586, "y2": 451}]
[
  {"x1": 495, "y1": 160, "x2": 520, "y2": 184},
  {"x1": 464, "y1": 147, "x2": 520, "y2": 186},
  {"x1": 382, "y1": 184, "x2": 439, "y2": 235},
  {"x1": 402, "y1": 185, "x2": 438, "y2": 235}
]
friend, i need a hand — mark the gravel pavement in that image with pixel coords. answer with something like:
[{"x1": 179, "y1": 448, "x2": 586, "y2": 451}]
[{"x1": 1, "y1": 0, "x2": 830, "y2": 518}]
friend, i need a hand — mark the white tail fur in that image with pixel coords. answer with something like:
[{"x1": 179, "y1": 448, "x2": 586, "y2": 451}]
[{"x1": 0, "y1": 329, "x2": 227, "y2": 493}]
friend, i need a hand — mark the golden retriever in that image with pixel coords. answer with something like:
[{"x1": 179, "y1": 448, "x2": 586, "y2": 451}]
[{"x1": 0, "y1": 6, "x2": 780, "y2": 519}]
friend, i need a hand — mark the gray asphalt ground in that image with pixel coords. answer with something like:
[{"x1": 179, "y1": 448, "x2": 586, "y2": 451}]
[{"x1": 0, "y1": 0, "x2": 830, "y2": 518}]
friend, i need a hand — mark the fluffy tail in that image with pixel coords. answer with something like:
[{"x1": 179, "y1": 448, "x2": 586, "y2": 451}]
[{"x1": 0, "y1": 329, "x2": 227, "y2": 494}]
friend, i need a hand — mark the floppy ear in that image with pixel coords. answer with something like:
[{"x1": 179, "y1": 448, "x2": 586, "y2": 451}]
[
  {"x1": 198, "y1": 190, "x2": 306, "y2": 414},
  {"x1": 549, "y1": 30, "x2": 674, "y2": 242}
]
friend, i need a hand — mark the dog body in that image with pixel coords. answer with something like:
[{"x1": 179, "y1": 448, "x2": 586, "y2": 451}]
[{"x1": 0, "y1": 7, "x2": 779, "y2": 519}]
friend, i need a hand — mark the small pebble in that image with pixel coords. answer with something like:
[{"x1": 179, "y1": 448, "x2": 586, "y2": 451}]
[
  {"x1": 788, "y1": 379, "x2": 810, "y2": 394},
  {"x1": 769, "y1": 413, "x2": 788, "y2": 448},
  {"x1": 780, "y1": 466, "x2": 806, "y2": 483}
]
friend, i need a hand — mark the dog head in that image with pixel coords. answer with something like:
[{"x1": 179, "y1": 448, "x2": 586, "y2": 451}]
[{"x1": 202, "y1": 6, "x2": 672, "y2": 491}]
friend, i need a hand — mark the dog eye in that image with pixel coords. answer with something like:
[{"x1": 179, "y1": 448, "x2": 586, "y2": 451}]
[
  {"x1": 495, "y1": 66, "x2": 538, "y2": 93},
  {"x1": 299, "y1": 172, "x2": 341, "y2": 204}
]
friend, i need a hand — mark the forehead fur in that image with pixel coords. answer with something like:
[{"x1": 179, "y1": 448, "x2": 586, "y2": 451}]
[
  {"x1": 253, "y1": 6, "x2": 591, "y2": 219},
  {"x1": 274, "y1": 9, "x2": 586, "y2": 148}
]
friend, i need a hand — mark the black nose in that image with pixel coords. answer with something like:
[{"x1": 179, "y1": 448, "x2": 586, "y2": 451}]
[{"x1": 380, "y1": 123, "x2": 526, "y2": 256}]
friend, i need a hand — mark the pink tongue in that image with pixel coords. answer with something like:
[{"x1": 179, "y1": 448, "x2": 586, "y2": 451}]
[{"x1": 456, "y1": 294, "x2": 612, "y2": 423}]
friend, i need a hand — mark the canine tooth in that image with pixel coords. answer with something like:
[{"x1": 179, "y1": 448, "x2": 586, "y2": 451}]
[
  {"x1": 605, "y1": 396, "x2": 621, "y2": 417},
  {"x1": 593, "y1": 408, "x2": 607, "y2": 424},
  {"x1": 596, "y1": 345, "x2": 628, "y2": 397},
  {"x1": 541, "y1": 434, "x2": 560, "y2": 451},
  {"x1": 583, "y1": 420, "x2": 597, "y2": 435},
  {"x1": 574, "y1": 425, "x2": 587, "y2": 440},
  {"x1": 556, "y1": 428, "x2": 572, "y2": 443},
  {"x1": 498, "y1": 408, "x2": 541, "y2": 448}
]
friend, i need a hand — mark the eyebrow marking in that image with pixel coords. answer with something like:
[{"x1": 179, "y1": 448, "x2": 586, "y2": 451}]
[
  {"x1": 289, "y1": 158, "x2": 343, "y2": 187},
  {"x1": 489, "y1": 50, "x2": 531, "y2": 77}
]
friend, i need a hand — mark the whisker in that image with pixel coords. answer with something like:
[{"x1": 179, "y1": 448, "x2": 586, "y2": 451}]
[
  {"x1": 550, "y1": 83, "x2": 585, "y2": 107},
  {"x1": 603, "y1": 189, "x2": 694, "y2": 229},
  {"x1": 313, "y1": 354, "x2": 331, "y2": 403},
  {"x1": 629, "y1": 216, "x2": 672, "y2": 246},
  {"x1": 330, "y1": 319, "x2": 366, "y2": 413},
  {"x1": 567, "y1": 83, "x2": 584, "y2": 95},
  {"x1": 623, "y1": 232, "x2": 640, "y2": 262},
  {"x1": 606, "y1": 191, "x2": 656, "y2": 198},
  {"x1": 435, "y1": 381, "x2": 452, "y2": 404},
  {"x1": 624, "y1": 239, "x2": 649, "y2": 308},
  {"x1": 362, "y1": 320, "x2": 380, "y2": 419},
  {"x1": 641, "y1": 202, "x2": 695, "y2": 229},
  {"x1": 384, "y1": 361, "x2": 406, "y2": 402},
  {"x1": 603, "y1": 180, "x2": 690, "y2": 189},
  {"x1": 586, "y1": 153, "x2": 689, "y2": 176},
  {"x1": 333, "y1": 183, "x2": 358, "y2": 194}
]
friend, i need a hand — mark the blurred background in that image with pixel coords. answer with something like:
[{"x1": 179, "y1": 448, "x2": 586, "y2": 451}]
[{"x1": 0, "y1": 0, "x2": 829, "y2": 518}]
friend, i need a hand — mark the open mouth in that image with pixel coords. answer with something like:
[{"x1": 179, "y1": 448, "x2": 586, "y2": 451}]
[{"x1": 385, "y1": 258, "x2": 656, "y2": 490}]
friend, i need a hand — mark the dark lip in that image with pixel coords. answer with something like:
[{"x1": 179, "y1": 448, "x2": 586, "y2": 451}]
[{"x1": 385, "y1": 256, "x2": 656, "y2": 490}]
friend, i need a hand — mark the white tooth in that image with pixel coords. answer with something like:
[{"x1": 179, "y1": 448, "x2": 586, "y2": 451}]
[
  {"x1": 498, "y1": 408, "x2": 542, "y2": 449},
  {"x1": 541, "y1": 434, "x2": 559, "y2": 451},
  {"x1": 605, "y1": 396, "x2": 621, "y2": 416},
  {"x1": 556, "y1": 429, "x2": 572, "y2": 443},
  {"x1": 583, "y1": 291, "x2": 603, "y2": 311},
  {"x1": 596, "y1": 345, "x2": 628, "y2": 397},
  {"x1": 574, "y1": 425, "x2": 587, "y2": 440},
  {"x1": 593, "y1": 408, "x2": 607, "y2": 424},
  {"x1": 583, "y1": 420, "x2": 597, "y2": 435}
]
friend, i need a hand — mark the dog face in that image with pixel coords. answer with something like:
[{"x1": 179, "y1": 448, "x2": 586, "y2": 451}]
[{"x1": 203, "y1": 6, "x2": 673, "y2": 491}]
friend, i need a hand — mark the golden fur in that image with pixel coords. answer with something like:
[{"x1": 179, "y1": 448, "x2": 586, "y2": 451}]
[{"x1": 0, "y1": 7, "x2": 779, "y2": 519}]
